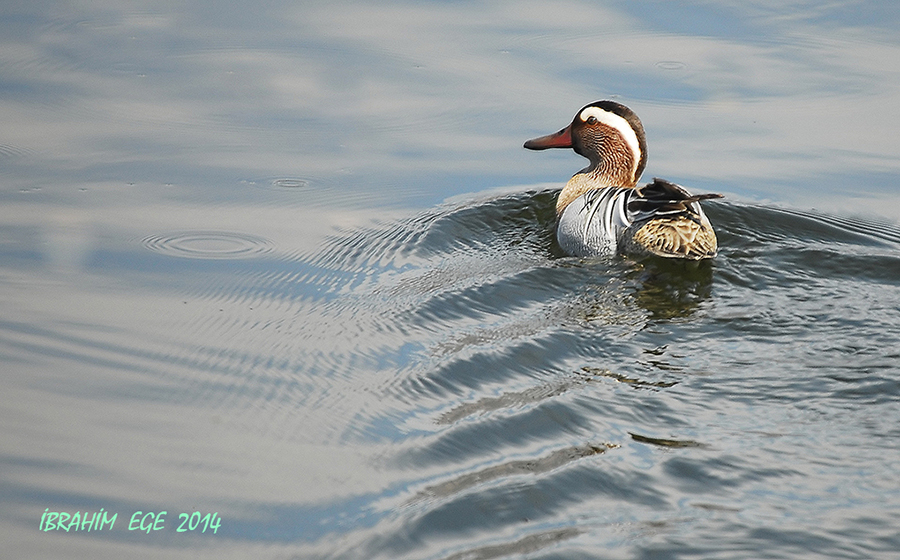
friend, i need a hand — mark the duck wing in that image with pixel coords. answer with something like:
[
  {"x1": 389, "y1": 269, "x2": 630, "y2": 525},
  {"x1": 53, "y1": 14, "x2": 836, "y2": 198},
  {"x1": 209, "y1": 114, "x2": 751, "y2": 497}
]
[
  {"x1": 624, "y1": 178, "x2": 723, "y2": 259},
  {"x1": 627, "y1": 178, "x2": 722, "y2": 224}
]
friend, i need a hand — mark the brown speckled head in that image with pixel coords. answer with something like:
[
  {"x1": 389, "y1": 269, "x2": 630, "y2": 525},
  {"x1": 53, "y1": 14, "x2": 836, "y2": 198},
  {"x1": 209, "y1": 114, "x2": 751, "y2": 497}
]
[{"x1": 525, "y1": 100, "x2": 648, "y2": 187}]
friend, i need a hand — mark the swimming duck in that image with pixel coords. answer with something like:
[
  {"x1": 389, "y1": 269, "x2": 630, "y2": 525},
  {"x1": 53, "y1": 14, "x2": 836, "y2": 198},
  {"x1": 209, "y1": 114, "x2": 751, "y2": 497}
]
[{"x1": 525, "y1": 100, "x2": 722, "y2": 260}]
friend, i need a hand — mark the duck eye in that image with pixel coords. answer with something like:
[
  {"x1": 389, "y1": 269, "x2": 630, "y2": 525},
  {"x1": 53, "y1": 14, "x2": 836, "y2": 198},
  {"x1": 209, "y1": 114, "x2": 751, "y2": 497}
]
[{"x1": 586, "y1": 116, "x2": 598, "y2": 125}]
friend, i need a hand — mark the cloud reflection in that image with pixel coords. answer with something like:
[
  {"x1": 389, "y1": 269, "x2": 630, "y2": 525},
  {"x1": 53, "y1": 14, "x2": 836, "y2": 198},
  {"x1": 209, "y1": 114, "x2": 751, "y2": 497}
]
[{"x1": 1, "y1": 0, "x2": 898, "y2": 218}]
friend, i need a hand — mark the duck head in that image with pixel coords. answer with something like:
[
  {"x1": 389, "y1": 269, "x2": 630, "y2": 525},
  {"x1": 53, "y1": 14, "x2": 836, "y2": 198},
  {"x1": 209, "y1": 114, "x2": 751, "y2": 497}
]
[{"x1": 524, "y1": 100, "x2": 648, "y2": 188}]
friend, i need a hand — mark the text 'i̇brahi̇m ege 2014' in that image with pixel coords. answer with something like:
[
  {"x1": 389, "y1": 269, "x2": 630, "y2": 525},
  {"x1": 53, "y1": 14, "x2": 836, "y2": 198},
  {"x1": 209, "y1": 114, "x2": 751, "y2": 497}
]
[{"x1": 39, "y1": 509, "x2": 222, "y2": 534}]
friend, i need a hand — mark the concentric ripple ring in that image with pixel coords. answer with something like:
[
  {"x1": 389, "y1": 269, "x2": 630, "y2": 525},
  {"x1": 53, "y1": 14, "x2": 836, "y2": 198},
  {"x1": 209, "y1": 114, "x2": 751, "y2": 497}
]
[{"x1": 142, "y1": 230, "x2": 274, "y2": 259}]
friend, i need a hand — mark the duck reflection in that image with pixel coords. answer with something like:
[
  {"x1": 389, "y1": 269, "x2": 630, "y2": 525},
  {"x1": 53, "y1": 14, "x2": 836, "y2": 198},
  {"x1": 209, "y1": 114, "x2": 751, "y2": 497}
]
[
  {"x1": 572, "y1": 254, "x2": 714, "y2": 325},
  {"x1": 626, "y1": 257, "x2": 715, "y2": 321}
]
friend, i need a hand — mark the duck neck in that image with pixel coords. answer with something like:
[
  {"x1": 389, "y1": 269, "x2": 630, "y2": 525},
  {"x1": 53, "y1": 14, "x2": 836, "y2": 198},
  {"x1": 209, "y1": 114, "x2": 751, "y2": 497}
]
[{"x1": 555, "y1": 162, "x2": 637, "y2": 216}]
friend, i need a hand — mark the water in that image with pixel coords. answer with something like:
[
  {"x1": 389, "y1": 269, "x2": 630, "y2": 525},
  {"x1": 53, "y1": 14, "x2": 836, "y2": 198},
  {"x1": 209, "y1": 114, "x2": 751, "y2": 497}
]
[{"x1": 3, "y1": 2, "x2": 900, "y2": 559}]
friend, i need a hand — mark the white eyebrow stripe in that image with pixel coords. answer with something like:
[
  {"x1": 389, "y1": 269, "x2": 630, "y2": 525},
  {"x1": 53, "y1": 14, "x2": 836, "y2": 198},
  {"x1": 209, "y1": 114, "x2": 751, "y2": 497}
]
[{"x1": 579, "y1": 106, "x2": 642, "y2": 175}]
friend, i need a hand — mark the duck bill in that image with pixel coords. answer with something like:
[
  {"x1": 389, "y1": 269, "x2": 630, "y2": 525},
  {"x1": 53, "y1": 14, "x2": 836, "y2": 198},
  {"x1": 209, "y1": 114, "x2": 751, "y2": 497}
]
[{"x1": 524, "y1": 125, "x2": 573, "y2": 150}]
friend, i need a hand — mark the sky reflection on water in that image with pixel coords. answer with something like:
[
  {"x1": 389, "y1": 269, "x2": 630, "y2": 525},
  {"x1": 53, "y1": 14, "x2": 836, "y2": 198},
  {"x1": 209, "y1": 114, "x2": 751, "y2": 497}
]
[
  {"x1": 3, "y1": 1, "x2": 900, "y2": 559},
  {"x1": 3, "y1": 1, "x2": 900, "y2": 213}
]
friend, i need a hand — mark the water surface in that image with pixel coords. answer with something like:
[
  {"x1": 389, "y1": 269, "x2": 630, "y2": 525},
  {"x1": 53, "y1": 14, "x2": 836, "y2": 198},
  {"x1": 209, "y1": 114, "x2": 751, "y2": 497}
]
[{"x1": 2, "y1": 1, "x2": 900, "y2": 559}]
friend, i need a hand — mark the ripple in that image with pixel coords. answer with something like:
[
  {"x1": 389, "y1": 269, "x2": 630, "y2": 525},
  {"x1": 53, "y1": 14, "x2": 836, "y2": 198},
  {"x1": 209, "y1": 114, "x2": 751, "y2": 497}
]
[
  {"x1": 0, "y1": 144, "x2": 35, "y2": 175},
  {"x1": 271, "y1": 178, "x2": 310, "y2": 189},
  {"x1": 656, "y1": 60, "x2": 687, "y2": 70},
  {"x1": 142, "y1": 230, "x2": 274, "y2": 260},
  {"x1": 629, "y1": 432, "x2": 706, "y2": 448},
  {"x1": 409, "y1": 443, "x2": 615, "y2": 503},
  {"x1": 0, "y1": 144, "x2": 34, "y2": 160},
  {"x1": 439, "y1": 527, "x2": 583, "y2": 560},
  {"x1": 243, "y1": 176, "x2": 316, "y2": 192}
]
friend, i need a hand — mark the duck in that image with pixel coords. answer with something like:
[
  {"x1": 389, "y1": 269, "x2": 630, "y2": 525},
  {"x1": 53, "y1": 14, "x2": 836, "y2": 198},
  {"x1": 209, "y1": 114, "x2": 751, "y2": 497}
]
[{"x1": 524, "y1": 100, "x2": 722, "y2": 260}]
